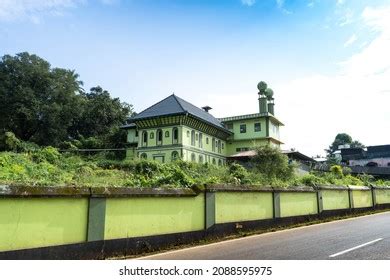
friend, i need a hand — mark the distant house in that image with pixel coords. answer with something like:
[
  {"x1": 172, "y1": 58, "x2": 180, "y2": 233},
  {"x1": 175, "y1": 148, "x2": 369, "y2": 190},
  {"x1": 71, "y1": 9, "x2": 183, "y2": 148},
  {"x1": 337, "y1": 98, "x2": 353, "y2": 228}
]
[
  {"x1": 341, "y1": 145, "x2": 390, "y2": 167},
  {"x1": 227, "y1": 149, "x2": 315, "y2": 173},
  {"x1": 121, "y1": 82, "x2": 284, "y2": 164}
]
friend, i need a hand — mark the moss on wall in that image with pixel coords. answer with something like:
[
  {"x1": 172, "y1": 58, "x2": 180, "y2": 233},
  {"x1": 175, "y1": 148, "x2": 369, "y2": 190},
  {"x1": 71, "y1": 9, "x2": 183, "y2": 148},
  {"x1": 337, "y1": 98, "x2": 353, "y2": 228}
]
[
  {"x1": 352, "y1": 190, "x2": 373, "y2": 208},
  {"x1": 375, "y1": 189, "x2": 390, "y2": 204}
]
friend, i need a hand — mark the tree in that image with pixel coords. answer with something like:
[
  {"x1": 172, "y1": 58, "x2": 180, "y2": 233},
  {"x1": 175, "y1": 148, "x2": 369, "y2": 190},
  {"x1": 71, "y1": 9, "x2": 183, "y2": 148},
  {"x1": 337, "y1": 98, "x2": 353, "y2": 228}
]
[
  {"x1": 0, "y1": 52, "x2": 83, "y2": 146},
  {"x1": 0, "y1": 52, "x2": 135, "y2": 150},
  {"x1": 251, "y1": 145, "x2": 295, "y2": 181},
  {"x1": 326, "y1": 133, "x2": 364, "y2": 156}
]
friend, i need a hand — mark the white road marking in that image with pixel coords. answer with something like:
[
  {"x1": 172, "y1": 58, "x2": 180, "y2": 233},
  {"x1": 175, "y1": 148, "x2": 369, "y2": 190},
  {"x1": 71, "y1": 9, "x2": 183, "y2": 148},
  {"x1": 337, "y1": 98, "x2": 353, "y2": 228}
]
[{"x1": 329, "y1": 238, "x2": 383, "y2": 258}]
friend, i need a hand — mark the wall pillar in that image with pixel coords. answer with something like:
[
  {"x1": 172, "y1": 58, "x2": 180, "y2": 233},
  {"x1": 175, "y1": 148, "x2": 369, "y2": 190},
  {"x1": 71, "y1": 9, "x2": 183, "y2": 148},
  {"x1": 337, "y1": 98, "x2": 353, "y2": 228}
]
[
  {"x1": 87, "y1": 197, "x2": 106, "y2": 242},
  {"x1": 348, "y1": 187, "x2": 354, "y2": 209},
  {"x1": 273, "y1": 192, "x2": 281, "y2": 218},
  {"x1": 205, "y1": 192, "x2": 215, "y2": 229},
  {"x1": 371, "y1": 186, "x2": 377, "y2": 208},
  {"x1": 316, "y1": 189, "x2": 323, "y2": 214}
]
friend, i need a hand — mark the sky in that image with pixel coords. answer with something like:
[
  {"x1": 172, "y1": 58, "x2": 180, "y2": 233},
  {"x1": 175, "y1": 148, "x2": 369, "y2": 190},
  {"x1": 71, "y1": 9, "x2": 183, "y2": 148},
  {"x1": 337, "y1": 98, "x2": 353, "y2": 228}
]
[{"x1": 1, "y1": 0, "x2": 389, "y2": 157}]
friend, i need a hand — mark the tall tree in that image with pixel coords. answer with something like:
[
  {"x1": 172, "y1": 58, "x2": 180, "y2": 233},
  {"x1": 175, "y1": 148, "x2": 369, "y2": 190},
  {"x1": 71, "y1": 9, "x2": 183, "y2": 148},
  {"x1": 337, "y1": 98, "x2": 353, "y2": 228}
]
[
  {"x1": 326, "y1": 133, "x2": 364, "y2": 156},
  {"x1": 0, "y1": 52, "x2": 83, "y2": 146}
]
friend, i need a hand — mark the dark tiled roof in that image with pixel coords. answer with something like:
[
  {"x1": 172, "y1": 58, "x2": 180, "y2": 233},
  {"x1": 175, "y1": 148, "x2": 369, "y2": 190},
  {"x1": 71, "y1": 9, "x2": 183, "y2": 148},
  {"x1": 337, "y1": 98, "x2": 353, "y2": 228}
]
[{"x1": 131, "y1": 94, "x2": 227, "y2": 131}]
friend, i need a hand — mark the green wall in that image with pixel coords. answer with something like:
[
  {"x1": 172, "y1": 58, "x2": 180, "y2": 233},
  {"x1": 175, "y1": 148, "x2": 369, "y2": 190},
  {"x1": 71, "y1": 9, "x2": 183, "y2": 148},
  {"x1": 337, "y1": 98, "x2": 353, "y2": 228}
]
[
  {"x1": 0, "y1": 198, "x2": 88, "y2": 252},
  {"x1": 375, "y1": 189, "x2": 390, "y2": 204},
  {"x1": 215, "y1": 192, "x2": 273, "y2": 223},
  {"x1": 322, "y1": 189, "x2": 350, "y2": 210},
  {"x1": 104, "y1": 195, "x2": 205, "y2": 240},
  {"x1": 352, "y1": 190, "x2": 373, "y2": 208},
  {"x1": 280, "y1": 192, "x2": 318, "y2": 217}
]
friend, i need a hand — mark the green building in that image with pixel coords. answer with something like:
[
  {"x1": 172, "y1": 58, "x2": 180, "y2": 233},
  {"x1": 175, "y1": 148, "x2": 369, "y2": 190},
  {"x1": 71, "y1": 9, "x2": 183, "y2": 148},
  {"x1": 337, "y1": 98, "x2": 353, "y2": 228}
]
[{"x1": 123, "y1": 82, "x2": 283, "y2": 164}]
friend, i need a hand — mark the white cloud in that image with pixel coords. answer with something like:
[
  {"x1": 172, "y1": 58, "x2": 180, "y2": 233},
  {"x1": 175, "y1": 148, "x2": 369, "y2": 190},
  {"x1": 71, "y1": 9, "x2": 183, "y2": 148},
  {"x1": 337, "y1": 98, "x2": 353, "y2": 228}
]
[
  {"x1": 241, "y1": 0, "x2": 256, "y2": 6},
  {"x1": 343, "y1": 34, "x2": 357, "y2": 47},
  {"x1": 278, "y1": 5, "x2": 390, "y2": 156},
  {"x1": 275, "y1": 0, "x2": 292, "y2": 14},
  {"x1": 338, "y1": 9, "x2": 354, "y2": 26},
  {"x1": 0, "y1": 0, "x2": 85, "y2": 22}
]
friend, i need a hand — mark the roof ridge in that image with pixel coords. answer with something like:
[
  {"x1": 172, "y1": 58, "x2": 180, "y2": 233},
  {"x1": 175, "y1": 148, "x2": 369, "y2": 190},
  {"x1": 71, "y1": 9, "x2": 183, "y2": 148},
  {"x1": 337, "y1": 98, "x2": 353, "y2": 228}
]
[{"x1": 172, "y1": 94, "x2": 187, "y2": 113}]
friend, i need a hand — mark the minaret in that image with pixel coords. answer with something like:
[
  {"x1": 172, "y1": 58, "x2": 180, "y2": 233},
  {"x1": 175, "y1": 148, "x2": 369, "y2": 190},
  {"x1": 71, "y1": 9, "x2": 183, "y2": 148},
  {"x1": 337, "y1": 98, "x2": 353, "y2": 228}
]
[
  {"x1": 265, "y1": 88, "x2": 275, "y2": 115},
  {"x1": 257, "y1": 81, "x2": 268, "y2": 114}
]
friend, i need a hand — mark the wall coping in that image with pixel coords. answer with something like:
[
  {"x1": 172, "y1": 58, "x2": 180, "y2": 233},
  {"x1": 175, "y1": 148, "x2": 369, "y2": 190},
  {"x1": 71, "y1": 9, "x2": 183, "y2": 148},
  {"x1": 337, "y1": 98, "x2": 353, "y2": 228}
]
[
  {"x1": 348, "y1": 185, "x2": 371, "y2": 191},
  {"x1": 0, "y1": 185, "x2": 90, "y2": 197},
  {"x1": 1, "y1": 184, "x2": 386, "y2": 198},
  {"x1": 91, "y1": 186, "x2": 200, "y2": 197}
]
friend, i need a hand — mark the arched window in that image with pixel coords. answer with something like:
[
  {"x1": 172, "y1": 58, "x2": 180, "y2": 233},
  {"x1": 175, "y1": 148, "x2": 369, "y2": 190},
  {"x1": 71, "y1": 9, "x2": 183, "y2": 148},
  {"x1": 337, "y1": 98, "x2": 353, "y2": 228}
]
[
  {"x1": 191, "y1": 130, "x2": 195, "y2": 146},
  {"x1": 171, "y1": 151, "x2": 179, "y2": 161},
  {"x1": 156, "y1": 129, "x2": 163, "y2": 146},
  {"x1": 218, "y1": 140, "x2": 221, "y2": 153},
  {"x1": 165, "y1": 131, "x2": 170, "y2": 138},
  {"x1": 199, "y1": 133, "x2": 203, "y2": 148},
  {"x1": 172, "y1": 127, "x2": 179, "y2": 144},
  {"x1": 212, "y1": 158, "x2": 216, "y2": 165},
  {"x1": 191, "y1": 153, "x2": 196, "y2": 162},
  {"x1": 142, "y1": 131, "x2": 148, "y2": 147},
  {"x1": 140, "y1": 153, "x2": 147, "y2": 160},
  {"x1": 199, "y1": 155, "x2": 203, "y2": 163},
  {"x1": 212, "y1": 138, "x2": 215, "y2": 152},
  {"x1": 218, "y1": 159, "x2": 222, "y2": 166}
]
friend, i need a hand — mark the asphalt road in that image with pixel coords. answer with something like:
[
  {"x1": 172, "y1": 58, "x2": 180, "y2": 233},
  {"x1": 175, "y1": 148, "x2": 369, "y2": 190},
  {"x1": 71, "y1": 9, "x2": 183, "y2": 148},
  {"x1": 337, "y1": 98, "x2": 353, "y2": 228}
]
[{"x1": 138, "y1": 211, "x2": 390, "y2": 260}]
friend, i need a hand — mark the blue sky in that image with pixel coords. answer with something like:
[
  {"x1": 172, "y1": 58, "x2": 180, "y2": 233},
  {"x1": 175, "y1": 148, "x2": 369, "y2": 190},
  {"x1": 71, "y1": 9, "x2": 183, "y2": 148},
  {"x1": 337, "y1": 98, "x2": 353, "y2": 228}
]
[{"x1": 1, "y1": 0, "x2": 390, "y2": 156}]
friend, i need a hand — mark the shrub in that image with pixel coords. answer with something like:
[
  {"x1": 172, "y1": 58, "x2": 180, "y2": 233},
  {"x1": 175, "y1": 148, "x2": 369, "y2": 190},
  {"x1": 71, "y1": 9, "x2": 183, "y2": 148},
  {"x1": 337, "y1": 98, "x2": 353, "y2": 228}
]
[
  {"x1": 251, "y1": 145, "x2": 295, "y2": 181},
  {"x1": 330, "y1": 165, "x2": 343, "y2": 178}
]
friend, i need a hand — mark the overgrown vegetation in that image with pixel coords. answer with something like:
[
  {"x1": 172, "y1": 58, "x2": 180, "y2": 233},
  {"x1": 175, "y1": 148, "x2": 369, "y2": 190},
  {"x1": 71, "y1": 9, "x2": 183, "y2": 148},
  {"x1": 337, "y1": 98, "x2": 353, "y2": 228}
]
[{"x1": 1, "y1": 145, "x2": 389, "y2": 188}]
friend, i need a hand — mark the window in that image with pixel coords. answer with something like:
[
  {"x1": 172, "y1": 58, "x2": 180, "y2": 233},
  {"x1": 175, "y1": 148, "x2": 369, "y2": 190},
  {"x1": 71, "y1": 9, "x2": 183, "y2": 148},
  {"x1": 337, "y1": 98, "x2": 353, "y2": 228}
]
[
  {"x1": 142, "y1": 131, "x2": 148, "y2": 147},
  {"x1": 195, "y1": 133, "x2": 198, "y2": 141},
  {"x1": 217, "y1": 140, "x2": 221, "y2": 153},
  {"x1": 222, "y1": 143, "x2": 224, "y2": 149},
  {"x1": 218, "y1": 159, "x2": 222, "y2": 166},
  {"x1": 226, "y1": 123, "x2": 233, "y2": 130},
  {"x1": 254, "y1": 122, "x2": 261, "y2": 132},
  {"x1": 212, "y1": 138, "x2": 216, "y2": 152},
  {"x1": 156, "y1": 129, "x2": 162, "y2": 146},
  {"x1": 135, "y1": 130, "x2": 138, "y2": 137},
  {"x1": 191, "y1": 130, "x2": 195, "y2": 146},
  {"x1": 240, "y1": 124, "x2": 246, "y2": 133},
  {"x1": 191, "y1": 153, "x2": 196, "y2": 162},
  {"x1": 173, "y1": 127, "x2": 179, "y2": 144},
  {"x1": 171, "y1": 151, "x2": 179, "y2": 161},
  {"x1": 140, "y1": 153, "x2": 147, "y2": 159},
  {"x1": 150, "y1": 132, "x2": 154, "y2": 139},
  {"x1": 212, "y1": 158, "x2": 216, "y2": 165},
  {"x1": 199, "y1": 133, "x2": 203, "y2": 148},
  {"x1": 199, "y1": 155, "x2": 203, "y2": 163},
  {"x1": 165, "y1": 131, "x2": 169, "y2": 138},
  {"x1": 236, "y1": 147, "x2": 249, "y2": 152},
  {"x1": 206, "y1": 137, "x2": 209, "y2": 144}
]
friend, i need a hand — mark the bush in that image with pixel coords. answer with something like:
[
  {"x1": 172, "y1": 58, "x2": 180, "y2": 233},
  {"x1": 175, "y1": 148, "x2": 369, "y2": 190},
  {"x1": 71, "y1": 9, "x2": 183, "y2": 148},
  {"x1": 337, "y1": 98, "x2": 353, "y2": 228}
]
[{"x1": 251, "y1": 145, "x2": 295, "y2": 181}]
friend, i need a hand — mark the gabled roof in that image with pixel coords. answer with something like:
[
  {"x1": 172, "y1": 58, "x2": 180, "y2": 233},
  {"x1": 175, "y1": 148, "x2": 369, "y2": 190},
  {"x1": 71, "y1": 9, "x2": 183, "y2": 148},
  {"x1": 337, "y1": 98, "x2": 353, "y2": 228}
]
[{"x1": 130, "y1": 94, "x2": 228, "y2": 132}]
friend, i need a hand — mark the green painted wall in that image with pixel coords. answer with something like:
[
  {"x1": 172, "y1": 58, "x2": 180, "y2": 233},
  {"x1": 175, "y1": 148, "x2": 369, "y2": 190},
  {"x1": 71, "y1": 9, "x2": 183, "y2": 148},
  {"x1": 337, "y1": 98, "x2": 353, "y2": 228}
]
[
  {"x1": 104, "y1": 195, "x2": 205, "y2": 239},
  {"x1": 225, "y1": 118, "x2": 267, "y2": 140},
  {"x1": 280, "y1": 192, "x2": 318, "y2": 217},
  {"x1": 352, "y1": 190, "x2": 373, "y2": 208},
  {"x1": 0, "y1": 198, "x2": 88, "y2": 252},
  {"x1": 375, "y1": 189, "x2": 390, "y2": 204},
  {"x1": 127, "y1": 129, "x2": 138, "y2": 144},
  {"x1": 215, "y1": 192, "x2": 273, "y2": 223},
  {"x1": 322, "y1": 190, "x2": 350, "y2": 210}
]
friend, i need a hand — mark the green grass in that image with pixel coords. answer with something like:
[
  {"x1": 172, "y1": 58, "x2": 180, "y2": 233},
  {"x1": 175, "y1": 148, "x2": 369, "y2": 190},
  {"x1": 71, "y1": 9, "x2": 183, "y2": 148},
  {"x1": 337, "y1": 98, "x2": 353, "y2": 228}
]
[{"x1": 0, "y1": 148, "x2": 389, "y2": 188}]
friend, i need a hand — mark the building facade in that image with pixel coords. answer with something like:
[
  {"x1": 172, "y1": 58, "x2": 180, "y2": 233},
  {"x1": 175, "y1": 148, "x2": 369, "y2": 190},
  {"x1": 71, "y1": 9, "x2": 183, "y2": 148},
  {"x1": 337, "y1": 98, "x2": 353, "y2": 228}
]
[{"x1": 123, "y1": 82, "x2": 284, "y2": 164}]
